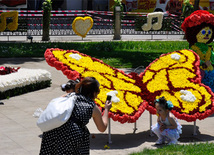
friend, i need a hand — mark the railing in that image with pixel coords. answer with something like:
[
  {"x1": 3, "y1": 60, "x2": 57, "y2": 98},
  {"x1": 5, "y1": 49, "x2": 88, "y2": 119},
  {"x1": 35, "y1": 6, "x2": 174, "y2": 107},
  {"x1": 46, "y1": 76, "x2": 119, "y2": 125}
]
[{"x1": 0, "y1": 10, "x2": 185, "y2": 37}]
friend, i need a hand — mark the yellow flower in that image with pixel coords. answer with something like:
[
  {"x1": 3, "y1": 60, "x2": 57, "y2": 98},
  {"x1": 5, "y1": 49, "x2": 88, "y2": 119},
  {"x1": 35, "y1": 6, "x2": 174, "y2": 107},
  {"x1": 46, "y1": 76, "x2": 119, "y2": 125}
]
[
  {"x1": 0, "y1": 11, "x2": 18, "y2": 32},
  {"x1": 104, "y1": 145, "x2": 110, "y2": 149},
  {"x1": 147, "y1": 69, "x2": 169, "y2": 93},
  {"x1": 72, "y1": 16, "x2": 93, "y2": 38}
]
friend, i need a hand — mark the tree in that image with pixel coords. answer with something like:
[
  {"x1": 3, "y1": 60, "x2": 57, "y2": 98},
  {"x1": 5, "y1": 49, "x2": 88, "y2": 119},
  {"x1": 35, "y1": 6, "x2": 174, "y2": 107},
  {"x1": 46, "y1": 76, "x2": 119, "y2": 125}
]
[
  {"x1": 42, "y1": 0, "x2": 52, "y2": 41},
  {"x1": 194, "y1": 0, "x2": 200, "y2": 11},
  {"x1": 52, "y1": 0, "x2": 64, "y2": 10},
  {"x1": 182, "y1": 0, "x2": 194, "y2": 18}
]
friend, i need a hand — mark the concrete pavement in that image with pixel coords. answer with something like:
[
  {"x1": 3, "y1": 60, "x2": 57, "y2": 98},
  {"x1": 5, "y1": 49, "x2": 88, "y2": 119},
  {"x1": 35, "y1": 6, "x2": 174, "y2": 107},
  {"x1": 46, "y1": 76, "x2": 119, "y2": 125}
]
[
  {"x1": 0, "y1": 34, "x2": 185, "y2": 42},
  {"x1": 1, "y1": 43, "x2": 214, "y2": 154}
]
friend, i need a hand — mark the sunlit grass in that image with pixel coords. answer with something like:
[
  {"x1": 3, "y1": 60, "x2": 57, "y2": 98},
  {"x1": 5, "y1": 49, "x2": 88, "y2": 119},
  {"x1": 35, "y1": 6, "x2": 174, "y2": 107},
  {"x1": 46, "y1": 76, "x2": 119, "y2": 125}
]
[
  {"x1": 1, "y1": 41, "x2": 212, "y2": 68},
  {"x1": 130, "y1": 142, "x2": 214, "y2": 155}
]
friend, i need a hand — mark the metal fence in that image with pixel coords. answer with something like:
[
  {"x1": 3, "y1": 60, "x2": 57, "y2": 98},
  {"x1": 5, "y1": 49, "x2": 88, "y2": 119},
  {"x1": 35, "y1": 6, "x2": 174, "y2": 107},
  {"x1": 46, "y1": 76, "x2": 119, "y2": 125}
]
[{"x1": 0, "y1": 10, "x2": 185, "y2": 37}]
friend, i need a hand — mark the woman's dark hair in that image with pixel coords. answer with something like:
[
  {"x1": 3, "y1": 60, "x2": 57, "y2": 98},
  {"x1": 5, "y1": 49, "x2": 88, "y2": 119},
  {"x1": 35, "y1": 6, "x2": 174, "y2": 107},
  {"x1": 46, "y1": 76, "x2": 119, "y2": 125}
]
[
  {"x1": 75, "y1": 77, "x2": 100, "y2": 99},
  {"x1": 154, "y1": 96, "x2": 173, "y2": 110},
  {"x1": 61, "y1": 79, "x2": 79, "y2": 92},
  {"x1": 186, "y1": 23, "x2": 214, "y2": 46}
]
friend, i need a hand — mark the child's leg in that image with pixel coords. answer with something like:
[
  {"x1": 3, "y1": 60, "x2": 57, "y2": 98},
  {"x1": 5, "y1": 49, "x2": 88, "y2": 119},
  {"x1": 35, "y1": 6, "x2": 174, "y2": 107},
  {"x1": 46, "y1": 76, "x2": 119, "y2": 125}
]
[
  {"x1": 166, "y1": 136, "x2": 178, "y2": 145},
  {"x1": 162, "y1": 129, "x2": 180, "y2": 145},
  {"x1": 152, "y1": 124, "x2": 165, "y2": 144}
]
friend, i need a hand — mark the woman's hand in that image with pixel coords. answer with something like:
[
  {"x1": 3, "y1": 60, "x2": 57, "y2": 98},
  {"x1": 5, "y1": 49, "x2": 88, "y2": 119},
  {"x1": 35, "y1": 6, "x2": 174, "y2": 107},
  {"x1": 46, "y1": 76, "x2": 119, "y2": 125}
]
[
  {"x1": 105, "y1": 100, "x2": 112, "y2": 111},
  {"x1": 92, "y1": 100, "x2": 112, "y2": 132}
]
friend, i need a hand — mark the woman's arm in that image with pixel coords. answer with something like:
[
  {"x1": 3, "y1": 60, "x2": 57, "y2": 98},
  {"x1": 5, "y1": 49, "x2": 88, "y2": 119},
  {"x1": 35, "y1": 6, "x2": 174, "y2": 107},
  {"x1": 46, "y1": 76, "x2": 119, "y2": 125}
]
[{"x1": 92, "y1": 100, "x2": 112, "y2": 132}]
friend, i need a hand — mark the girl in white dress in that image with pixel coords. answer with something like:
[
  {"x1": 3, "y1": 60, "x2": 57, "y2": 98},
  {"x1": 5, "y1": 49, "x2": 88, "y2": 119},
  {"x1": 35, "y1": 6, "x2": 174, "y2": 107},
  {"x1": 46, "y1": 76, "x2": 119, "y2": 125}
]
[{"x1": 152, "y1": 96, "x2": 182, "y2": 145}]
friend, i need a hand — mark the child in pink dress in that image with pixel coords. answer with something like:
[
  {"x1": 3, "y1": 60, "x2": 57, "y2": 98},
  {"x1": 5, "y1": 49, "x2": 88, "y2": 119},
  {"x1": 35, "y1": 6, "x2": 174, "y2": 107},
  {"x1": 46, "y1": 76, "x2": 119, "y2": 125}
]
[{"x1": 152, "y1": 96, "x2": 182, "y2": 145}]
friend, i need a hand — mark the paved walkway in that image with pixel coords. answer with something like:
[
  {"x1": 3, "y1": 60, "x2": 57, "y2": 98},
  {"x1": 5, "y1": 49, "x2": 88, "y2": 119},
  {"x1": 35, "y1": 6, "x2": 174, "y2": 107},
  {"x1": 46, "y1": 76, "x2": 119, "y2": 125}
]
[
  {"x1": 0, "y1": 37, "x2": 214, "y2": 155},
  {"x1": 0, "y1": 34, "x2": 185, "y2": 42}
]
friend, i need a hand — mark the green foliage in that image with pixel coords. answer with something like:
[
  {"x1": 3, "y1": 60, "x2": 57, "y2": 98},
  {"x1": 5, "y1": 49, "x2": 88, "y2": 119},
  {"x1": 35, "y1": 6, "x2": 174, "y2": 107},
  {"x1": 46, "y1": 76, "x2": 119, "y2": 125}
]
[
  {"x1": 0, "y1": 41, "x2": 194, "y2": 68},
  {"x1": 130, "y1": 142, "x2": 214, "y2": 155},
  {"x1": 114, "y1": 0, "x2": 122, "y2": 6},
  {"x1": 112, "y1": 0, "x2": 123, "y2": 29},
  {"x1": 0, "y1": 80, "x2": 51, "y2": 99},
  {"x1": 182, "y1": 0, "x2": 194, "y2": 18},
  {"x1": 42, "y1": 0, "x2": 52, "y2": 12}
]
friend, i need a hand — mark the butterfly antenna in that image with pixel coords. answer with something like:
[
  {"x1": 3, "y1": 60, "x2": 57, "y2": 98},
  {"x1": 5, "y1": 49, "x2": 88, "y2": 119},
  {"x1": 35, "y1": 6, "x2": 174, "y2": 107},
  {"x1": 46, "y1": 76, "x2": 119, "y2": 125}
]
[{"x1": 134, "y1": 66, "x2": 144, "y2": 73}]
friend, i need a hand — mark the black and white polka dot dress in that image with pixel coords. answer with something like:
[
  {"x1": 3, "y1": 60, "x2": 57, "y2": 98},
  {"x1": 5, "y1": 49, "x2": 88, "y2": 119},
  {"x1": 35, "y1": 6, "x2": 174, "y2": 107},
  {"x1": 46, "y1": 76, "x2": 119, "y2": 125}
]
[{"x1": 39, "y1": 94, "x2": 96, "y2": 155}]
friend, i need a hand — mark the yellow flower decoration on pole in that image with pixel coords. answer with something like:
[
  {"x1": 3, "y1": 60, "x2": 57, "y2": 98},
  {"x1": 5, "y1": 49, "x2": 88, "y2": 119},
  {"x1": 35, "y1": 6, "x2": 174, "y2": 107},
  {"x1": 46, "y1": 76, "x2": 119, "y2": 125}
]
[
  {"x1": 0, "y1": 11, "x2": 18, "y2": 32},
  {"x1": 72, "y1": 16, "x2": 93, "y2": 38}
]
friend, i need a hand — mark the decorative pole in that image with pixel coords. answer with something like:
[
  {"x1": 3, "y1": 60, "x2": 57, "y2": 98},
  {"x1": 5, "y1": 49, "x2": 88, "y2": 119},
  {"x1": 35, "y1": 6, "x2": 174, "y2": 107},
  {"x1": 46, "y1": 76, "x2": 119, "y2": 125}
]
[{"x1": 113, "y1": 0, "x2": 123, "y2": 40}]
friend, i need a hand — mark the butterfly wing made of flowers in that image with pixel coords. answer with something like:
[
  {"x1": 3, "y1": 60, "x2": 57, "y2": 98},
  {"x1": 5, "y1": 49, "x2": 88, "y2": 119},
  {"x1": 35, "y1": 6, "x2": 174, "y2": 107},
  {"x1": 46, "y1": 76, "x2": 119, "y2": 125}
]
[
  {"x1": 139, "y1": 49, "x2": 214, "y2": 122},
  {"x1": 44, "y1": 48, "x2": 148, "y2": 123}
]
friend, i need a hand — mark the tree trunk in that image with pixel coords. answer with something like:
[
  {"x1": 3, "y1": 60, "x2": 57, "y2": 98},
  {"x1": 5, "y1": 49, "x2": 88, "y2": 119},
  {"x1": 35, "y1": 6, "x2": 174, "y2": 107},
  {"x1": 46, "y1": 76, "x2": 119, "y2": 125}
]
[
  {"x1": 82, "y1": 0, "x2": 88, "y2": 10},
  {"x1": 42, "y1": 10, "x2": 51, "y2": 41},
  {"x1": 194, "y1": 0, "x2": 200, "y2": 11}
]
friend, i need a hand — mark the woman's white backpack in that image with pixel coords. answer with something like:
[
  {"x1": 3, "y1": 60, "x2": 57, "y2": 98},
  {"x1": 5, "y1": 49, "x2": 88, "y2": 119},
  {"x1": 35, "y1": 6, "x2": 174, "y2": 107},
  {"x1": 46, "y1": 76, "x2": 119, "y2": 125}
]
[{"x1": 37, "y1": 93, "x2": 77, "y2": 132}]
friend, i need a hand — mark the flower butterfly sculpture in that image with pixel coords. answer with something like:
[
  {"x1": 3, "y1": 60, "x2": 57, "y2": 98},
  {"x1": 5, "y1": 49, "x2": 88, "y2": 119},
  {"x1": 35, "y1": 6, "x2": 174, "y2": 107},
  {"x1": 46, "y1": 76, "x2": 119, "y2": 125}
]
[
  {"x1": 44, "y1": 48, "x2": 214, "y2": 123},
  {"x1": 45, "y1": 48, "x2": 147, "y2": 123}
]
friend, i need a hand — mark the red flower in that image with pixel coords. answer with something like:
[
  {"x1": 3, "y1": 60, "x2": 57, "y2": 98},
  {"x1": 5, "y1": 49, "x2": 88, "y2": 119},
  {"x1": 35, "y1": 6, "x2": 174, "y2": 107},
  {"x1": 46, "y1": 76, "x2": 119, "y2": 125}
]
[
  {"x1": 0, "y1": 66, "x2": 20, "y2": 75},
  {"x1": 0, "y1": 66, "x2": 5, "y2": 70},
  {"x1": 181, "y1": 10, "x2": 214, "y2": 32}
]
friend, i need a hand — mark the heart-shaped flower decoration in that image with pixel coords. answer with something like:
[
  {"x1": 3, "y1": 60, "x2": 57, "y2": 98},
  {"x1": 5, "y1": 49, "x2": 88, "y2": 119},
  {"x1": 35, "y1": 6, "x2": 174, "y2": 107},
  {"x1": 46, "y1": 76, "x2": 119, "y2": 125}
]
[{"x1": 72, "y1": 16, "x2": 93, "y2": 38}]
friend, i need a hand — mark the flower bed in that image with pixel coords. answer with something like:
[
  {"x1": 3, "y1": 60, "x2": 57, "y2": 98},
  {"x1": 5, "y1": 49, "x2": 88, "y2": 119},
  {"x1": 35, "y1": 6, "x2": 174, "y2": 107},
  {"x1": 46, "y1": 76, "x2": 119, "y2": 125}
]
[
  {"x1": 45, "y1": 48, "x2": 147, "y2": 123},
  {"x1": 0, "y1": 68, "x2": 51, "y2": 99},
  {"x1": 44, "y1": 48, "x2": 214, "y2": 123},
  {"x1": 0, "y1": 66, "x2": 20, "y2": 75}
]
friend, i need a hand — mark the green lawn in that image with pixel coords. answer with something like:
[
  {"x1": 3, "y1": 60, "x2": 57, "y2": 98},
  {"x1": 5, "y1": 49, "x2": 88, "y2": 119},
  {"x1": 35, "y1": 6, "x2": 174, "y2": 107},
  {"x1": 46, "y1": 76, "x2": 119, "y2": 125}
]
[
  {"x1": 130, "y1": 142, "x2": 214, "y2": 155},
  {"x1": 0, "y1": 41, "x2": 193, "y2": 68}
]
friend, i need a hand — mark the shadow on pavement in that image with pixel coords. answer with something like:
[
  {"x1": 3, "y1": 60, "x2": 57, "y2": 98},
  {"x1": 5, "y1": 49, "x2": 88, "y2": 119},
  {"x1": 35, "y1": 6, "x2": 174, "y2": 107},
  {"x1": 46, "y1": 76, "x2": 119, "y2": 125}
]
[
  {"x1": 0, "y1": 58, "x2": 45, "y2": 65},
  {"x1": 178, "y1": 125, "x2": 214, "y2": 143},
  {"x1": 90, "y1": 130, "x2": 155, "y2": 150},
  {"x1": 90, "y1": 124, "x2": 214, "y2": 150}
]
